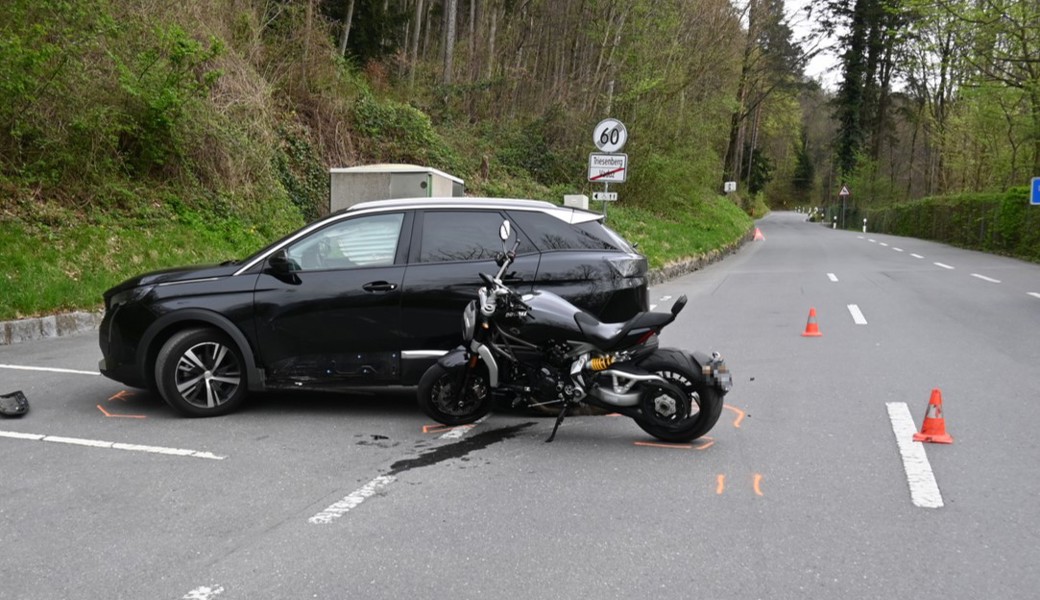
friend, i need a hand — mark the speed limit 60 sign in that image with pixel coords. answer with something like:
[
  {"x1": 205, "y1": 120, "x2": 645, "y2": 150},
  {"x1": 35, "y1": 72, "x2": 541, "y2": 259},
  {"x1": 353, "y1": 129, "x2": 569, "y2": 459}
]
[{"x1": 593, "y1": 118, "x2": 627, "y2": 153}]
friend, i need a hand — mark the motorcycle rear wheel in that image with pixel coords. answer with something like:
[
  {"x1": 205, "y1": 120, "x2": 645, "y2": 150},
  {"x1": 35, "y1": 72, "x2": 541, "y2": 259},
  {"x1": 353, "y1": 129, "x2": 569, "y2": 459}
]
[
  {"x1": 634, "y1": 349, "x2": 723, "y2": 443},
  {"x1": 417, "y1": 362, "x2": 492, "y2": 426}
]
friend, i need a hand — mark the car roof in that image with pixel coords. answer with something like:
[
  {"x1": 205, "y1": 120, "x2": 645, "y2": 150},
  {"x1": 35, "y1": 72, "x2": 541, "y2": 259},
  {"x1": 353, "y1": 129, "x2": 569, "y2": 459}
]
[{"x1": 347, "y1": 197, "x2": 604, "y2": 225}]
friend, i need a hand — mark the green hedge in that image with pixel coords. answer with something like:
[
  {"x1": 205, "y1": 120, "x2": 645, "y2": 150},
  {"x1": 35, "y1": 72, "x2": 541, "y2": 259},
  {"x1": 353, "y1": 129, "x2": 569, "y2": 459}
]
[{"x1": 863, "y1": 187, "x2": 1040, "y2": 262}]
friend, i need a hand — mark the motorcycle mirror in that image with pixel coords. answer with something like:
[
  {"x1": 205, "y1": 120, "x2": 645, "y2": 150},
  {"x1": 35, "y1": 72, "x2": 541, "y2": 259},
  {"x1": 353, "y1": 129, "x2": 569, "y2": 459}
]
[
  {"x1": 499, "y1": 220, "x2": 512, "y2": 242},
  {"x1": 670, "y1": 295, "x2": 688, "y2": 317}
]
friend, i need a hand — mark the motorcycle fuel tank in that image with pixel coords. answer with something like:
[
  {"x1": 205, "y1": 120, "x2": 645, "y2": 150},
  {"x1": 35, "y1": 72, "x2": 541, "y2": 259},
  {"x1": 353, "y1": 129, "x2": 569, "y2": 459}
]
[{"x1": 504, "y1": 290, "x2": 585, "y2": 343}]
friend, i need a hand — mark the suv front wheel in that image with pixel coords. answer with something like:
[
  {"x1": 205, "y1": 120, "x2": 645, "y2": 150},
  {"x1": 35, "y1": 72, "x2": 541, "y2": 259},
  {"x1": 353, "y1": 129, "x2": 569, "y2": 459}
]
[{"x1": 155, "y1": 328, "x2": 247, "y2": 417}]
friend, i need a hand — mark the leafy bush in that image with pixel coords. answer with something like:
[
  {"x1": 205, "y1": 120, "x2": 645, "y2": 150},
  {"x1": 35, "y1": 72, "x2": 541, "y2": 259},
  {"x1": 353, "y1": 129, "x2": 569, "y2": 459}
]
[
  {"x1": 864, "y1": 188, "x2": 1040, "y2": 262},
  {"x1": 351, "y1": 93, "x2": 461, "y2": 173}
]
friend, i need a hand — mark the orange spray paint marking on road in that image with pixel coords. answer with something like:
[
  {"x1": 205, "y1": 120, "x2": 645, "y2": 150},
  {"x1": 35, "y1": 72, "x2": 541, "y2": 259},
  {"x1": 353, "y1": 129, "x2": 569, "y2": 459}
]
[
  {"x1": 724, "y1": 404, "x2": 745, "y2": 428},
  {"x1": 716, "y1": 474, "x2": 726, "y2": 495},
  {"x1": 634, "y1": 441, "x2": 693, "y2": 450},
  {"x1": 753, "y1": 474, "x2": 764, "y2": 496},
  {"x1": 96, "y1": 405, "x2": 146, "y2": 419},
  {"x1": 108, "y1": 390, "x2": 135, "y2": 402},
  {"x1": 694, "y1": 437, "x2": 715, "y2": 451}
]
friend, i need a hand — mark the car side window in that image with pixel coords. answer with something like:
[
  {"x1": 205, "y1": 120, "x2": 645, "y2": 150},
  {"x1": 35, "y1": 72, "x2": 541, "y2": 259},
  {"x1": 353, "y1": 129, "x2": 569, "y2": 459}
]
[
  {"x1": 507, "y1": 210, "x2": 619, "y2": 251},
  {"x1": 418, "y1": 210, "x2": 534, "y2": 263},
  {"x1": 286, "y1": 212, "x2": 405, "y2": 271}
]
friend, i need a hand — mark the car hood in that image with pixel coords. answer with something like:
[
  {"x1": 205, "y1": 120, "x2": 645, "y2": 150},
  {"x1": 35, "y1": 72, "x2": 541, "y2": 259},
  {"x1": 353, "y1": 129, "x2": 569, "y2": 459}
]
[{"x1": 104, "y1": 262, "x2": 242, "y2": 297}]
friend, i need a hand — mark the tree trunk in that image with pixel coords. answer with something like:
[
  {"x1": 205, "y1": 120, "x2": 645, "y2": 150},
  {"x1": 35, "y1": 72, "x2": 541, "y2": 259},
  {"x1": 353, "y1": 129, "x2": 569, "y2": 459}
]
[
  {"x1": 442, "y1": 0, "x2": 458, "y2": 85},
  {"x1": 409, "y1": 0, "x2": 425, "y2": 86},
  {"x1": 338, "y1": 0, "x2": 356, "y2": 57}
]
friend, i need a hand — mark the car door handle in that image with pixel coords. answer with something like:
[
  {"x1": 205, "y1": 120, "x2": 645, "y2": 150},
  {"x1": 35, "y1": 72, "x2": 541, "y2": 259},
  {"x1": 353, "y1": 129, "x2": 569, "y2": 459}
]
[{"x1": 362, "y1": 281, "x2": 398, "y2": 293}]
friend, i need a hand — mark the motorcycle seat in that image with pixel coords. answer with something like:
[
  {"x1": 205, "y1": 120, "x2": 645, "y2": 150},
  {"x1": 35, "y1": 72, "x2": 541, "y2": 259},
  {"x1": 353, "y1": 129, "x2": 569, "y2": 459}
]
[{"x1": 573, "y1": 310, "x2": 673, "y2": 350}]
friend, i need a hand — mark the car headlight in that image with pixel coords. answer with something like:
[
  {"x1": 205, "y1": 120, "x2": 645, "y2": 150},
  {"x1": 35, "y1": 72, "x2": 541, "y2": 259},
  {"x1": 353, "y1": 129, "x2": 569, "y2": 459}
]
[
  {"x1": 106, "y1": 285, "x2": 154, "y2": 311},
  {"x1": 462, "y1": 301, "x2": 477, "y2": 341}
]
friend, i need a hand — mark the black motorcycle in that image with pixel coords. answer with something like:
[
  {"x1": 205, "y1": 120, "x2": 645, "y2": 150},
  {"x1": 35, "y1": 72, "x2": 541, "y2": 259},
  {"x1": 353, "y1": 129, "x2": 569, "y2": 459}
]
[{"x1": 417, "y1": 221, "x2": 732, "y2": 443}]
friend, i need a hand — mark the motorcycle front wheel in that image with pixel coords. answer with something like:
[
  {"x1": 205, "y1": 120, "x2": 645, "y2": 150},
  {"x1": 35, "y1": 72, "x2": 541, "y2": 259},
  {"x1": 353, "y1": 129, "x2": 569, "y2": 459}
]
[
  {"x1": 417, "y1": 362, "x2": 492, "y2": 426},
  {"x1": 634, "y1": 348, "x2": 724, "y2": 443}
]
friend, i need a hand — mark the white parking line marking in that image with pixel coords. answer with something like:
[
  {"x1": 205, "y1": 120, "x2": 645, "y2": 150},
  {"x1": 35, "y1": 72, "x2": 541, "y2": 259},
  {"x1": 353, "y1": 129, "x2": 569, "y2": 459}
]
[
  {"x1": 183, "y1": 585, "x2": 225, "y2": 600},
  {"x1": 934, "y1": 262, "x2": 954, "y2": 270},
  {"x1": 0, "y1": 430, "x2": 226, "y2": 460},
  {"x1": 0, "y1": 364, "x2": 99, "y2": 376},
  {"x1": 847, "y1": 304, "x2": 868, "y2": 325},
  {"x1": 1030, "y1": 293, "x2": 1040, "y2": 300},
  {"x1": 827, "y1": 273, "x2": 839, "y2": 282},
  {"x1": 971, "y1": 273, "x2": 1001, "y2": 283},
  {"x1": 886, "y1": 403, "x2": 944, "y2": 508},
  {"x1": 308, "y1": 475, "x2": 396, "y2": 524},
  {"x1": 911, "y1": 254, "x2": 924, "y2": 259}
]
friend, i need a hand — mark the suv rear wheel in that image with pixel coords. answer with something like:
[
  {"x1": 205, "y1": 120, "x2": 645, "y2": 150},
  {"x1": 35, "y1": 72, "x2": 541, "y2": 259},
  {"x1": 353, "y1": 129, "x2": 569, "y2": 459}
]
[{"x1": 154, "y1": 328, "x2": 247, "y2": 417}]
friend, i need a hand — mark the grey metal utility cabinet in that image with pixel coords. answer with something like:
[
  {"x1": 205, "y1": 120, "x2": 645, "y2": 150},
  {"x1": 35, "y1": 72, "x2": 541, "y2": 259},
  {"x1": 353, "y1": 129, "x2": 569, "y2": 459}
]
[{"x1": 329, "y1": 164, "x2": 465, "y2": 212}]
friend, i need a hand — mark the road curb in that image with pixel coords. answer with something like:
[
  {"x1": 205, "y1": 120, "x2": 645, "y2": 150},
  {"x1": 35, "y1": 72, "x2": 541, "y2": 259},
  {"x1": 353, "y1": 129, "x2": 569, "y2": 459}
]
[
  {"x1": 0, "y1": 227, "x2": 754, "y2": 346},
  {"x1": 0, "y1": 311, "x2": 104, "y2": 346},
  {"x1": 646, "y1": 226, "x2": 753, "y2": 286}
]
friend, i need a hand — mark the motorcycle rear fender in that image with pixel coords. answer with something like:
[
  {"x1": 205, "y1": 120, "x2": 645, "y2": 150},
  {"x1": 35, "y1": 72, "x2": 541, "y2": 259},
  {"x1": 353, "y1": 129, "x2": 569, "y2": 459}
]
[{"x1": 436, "y1": 343, "x2": 500, "y2": 388}]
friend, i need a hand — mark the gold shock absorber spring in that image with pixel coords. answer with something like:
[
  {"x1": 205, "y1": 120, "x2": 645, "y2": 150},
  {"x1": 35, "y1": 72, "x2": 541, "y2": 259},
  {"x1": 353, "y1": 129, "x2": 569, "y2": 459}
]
[{"x1": 588, "y1": 355, "x2": 615, "y2": 371}]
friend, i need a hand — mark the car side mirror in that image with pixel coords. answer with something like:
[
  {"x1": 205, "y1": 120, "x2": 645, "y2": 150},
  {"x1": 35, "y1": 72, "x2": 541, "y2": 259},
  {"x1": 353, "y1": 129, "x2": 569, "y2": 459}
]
[{"x1": 268, "y1": 251, "x2": 302, "y2": 284}]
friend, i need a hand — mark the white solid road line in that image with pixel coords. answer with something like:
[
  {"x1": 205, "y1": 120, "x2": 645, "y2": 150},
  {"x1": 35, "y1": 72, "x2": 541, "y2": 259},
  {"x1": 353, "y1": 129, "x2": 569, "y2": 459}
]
[
  {"x1": 971, "y1": 273, "x2": 1001, "y2": 283},
  {"x1": 847, "y1": 304, "x2": 868, "y2": 325},
  {"x1": 0, "y1": 363, "x2": 99, "y2": 376},
  {"x1": 0, "y1": 430, "x2": 226, "y2": 460},
  {"x1": 886, "y1": 403, "x2": 945, "y2": 508}
]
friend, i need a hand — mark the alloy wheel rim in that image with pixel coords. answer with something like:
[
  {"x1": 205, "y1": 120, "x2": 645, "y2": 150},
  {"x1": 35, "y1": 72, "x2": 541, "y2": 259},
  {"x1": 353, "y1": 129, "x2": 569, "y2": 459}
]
[{"x1": 174, "y1": 341, "x2": 241, "y2": 409}]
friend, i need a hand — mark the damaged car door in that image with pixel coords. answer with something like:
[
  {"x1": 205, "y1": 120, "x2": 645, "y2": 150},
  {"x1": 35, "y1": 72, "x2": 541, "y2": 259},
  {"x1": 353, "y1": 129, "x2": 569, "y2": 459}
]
[{"x1": 252, "y1": 211, "x2": 412, "y2": 388}]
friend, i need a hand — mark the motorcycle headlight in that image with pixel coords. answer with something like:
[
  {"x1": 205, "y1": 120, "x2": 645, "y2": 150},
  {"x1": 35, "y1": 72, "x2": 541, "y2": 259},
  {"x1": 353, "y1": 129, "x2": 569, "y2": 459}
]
[{"x1": 462, "y1": 300, "x2": 477, "y2": 341}]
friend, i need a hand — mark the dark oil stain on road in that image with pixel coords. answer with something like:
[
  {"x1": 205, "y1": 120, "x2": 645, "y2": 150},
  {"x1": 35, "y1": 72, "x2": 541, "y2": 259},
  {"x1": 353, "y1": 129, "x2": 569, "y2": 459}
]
[{"x1": 388, "y1": 422, "x2": 535, "y2": 476}]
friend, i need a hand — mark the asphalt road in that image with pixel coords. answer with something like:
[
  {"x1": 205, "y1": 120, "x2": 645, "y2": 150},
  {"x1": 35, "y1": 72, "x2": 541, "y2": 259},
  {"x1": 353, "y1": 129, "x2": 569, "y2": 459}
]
[{"x1": 2, "y1": 211, "x2": 1039, "y2": 599}]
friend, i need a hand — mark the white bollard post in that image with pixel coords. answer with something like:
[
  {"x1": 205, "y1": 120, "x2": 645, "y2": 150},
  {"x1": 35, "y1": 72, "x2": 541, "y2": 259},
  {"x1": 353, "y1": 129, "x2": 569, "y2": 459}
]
[
  {"x1": 833, "y1": 216, "x2": 837, "y2": 230},
  {"x1": 863, "y1": 218, "x2": 867, "y2": 233}
]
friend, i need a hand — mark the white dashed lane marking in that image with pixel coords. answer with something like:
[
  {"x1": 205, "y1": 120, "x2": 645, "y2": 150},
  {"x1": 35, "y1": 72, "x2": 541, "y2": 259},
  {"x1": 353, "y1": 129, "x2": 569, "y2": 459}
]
[
  {"x1": 886, "y1": 403, "x2": 945, "y2": 508},
  {"x1": 971, "y1": 273, "x2": 1001, "y2": 283},
  {"x1": 847, "y1": 304, "x2": 868, "y2": 325},
  {"x1": 934, "y1": 262, "x2": 955, "y2": 270}
]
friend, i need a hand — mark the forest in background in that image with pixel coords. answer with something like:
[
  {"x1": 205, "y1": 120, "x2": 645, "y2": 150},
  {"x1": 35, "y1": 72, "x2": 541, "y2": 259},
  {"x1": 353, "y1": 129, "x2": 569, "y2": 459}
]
[{"x1": 1, "y1": 0, "x2": 1038, "y2": 318}]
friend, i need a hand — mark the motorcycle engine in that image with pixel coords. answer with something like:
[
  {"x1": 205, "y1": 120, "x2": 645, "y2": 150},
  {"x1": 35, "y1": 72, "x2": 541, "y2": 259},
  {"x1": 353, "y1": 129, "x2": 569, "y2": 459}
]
[{"x1": 544, "y1": 340, "x2": 571, "y2": 368}]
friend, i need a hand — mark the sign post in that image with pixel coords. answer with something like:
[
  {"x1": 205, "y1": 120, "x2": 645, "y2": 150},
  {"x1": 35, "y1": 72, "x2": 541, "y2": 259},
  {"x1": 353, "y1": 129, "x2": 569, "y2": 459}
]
[
  {"x1": 838, "y1": 184, "x2": 851, "y2": 229},
  {"x1": 590, "y1": 119, "x2": 629, "y2": 219}
]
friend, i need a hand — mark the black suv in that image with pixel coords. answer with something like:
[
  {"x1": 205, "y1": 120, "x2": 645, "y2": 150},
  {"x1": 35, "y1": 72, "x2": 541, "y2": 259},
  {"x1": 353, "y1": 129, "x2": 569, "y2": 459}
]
[{"x1": 99, "y1": 197, "x2": 649, "y2": 416}]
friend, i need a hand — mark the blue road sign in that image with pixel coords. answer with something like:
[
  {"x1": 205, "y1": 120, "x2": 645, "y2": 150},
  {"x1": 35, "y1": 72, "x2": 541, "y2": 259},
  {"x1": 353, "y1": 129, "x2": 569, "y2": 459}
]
[{"x1": 1033, "y1": 177, "x2": 1040, "y2": 205}]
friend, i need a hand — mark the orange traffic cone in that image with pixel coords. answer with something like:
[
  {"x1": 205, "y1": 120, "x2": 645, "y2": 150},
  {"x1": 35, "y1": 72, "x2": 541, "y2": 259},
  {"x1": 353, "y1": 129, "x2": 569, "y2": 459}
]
[
  {"x1": 801, "y1": 308, "x2": 822, "y2": 337},
  {"x1": 913, "y1": 388, "x2": 953, "y2": 444},
  {"x1": 753, "y1": 228, "x2": 765, "y2": 241}
]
